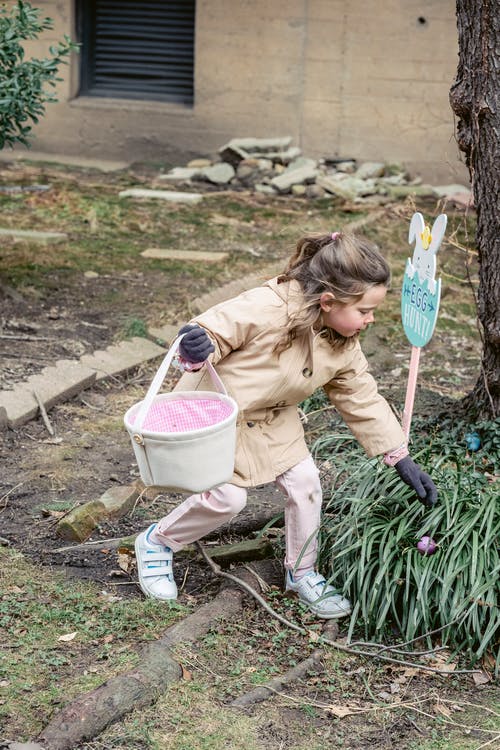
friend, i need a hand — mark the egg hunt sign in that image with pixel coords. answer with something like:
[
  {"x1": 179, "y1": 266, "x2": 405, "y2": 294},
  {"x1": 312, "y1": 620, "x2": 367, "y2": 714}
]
[{"x1": 401, "y1": 213, "x2": 447, "y2": 348}]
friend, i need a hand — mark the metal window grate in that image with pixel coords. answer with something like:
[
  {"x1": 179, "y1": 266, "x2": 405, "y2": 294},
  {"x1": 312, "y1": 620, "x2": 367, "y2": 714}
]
[{"x1": 78, "y1": 0, "x2": 195, "y2": 104}]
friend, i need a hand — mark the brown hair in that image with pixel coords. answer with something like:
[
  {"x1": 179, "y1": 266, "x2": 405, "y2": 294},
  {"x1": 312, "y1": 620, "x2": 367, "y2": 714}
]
[{"x1": 275, "y1": 231, "x2": 391, "y2": 352}]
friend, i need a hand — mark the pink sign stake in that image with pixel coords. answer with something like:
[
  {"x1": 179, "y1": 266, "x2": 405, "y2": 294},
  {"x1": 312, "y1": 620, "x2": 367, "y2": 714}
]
[{"x1": 402, "y1": 345, "x2": 421, "y2": 440}]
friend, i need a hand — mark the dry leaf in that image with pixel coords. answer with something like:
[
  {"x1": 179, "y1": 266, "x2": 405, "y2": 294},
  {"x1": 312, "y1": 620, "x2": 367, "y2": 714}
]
[
  {"x1": 345, "y1": 666, "x2": 366, "y2": 676},
  {"x1": 181, "y1": 665, "x2": 192, "y2": 681},
  {"x1": 327, "y1": 704, "x2": 356, "y2": 718},
  {"x1": 117, "y1": 551, "x2": 133, "y2": 573},
  {"x1": 58, "y1": 631, "x2": 77, "y2": 642},
  {"x1": 103, "y1": 634, "x2": 114, "y2": 644},
  {"x1": 377, "y1": 691, "x2": 392, "y2": 701},
  {"x1": 428, "y1": 651, "x2": 457, "y2": 674},
  {"x1": 433, "y1": 702, "x2": 452, "y2": 717},
  {"x1": 482, "y1": 652, "x2": 497, "y2": 671},
  {"x1": 41, "y1": 508, "x2": 65, "y2": 518},
  {"x1": 472, "y1": 670, "x2": 491, "y2": 686}
]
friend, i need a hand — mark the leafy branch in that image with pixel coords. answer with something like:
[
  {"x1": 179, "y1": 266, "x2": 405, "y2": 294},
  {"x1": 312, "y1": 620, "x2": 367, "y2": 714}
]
[{"x1": 0, "y1": 0, "x2": 78, "y2": 150}]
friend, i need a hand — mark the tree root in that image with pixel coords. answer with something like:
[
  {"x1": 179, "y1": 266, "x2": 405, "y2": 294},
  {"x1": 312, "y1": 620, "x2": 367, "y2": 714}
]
[
  {"x1": 38, "y1": 587, "x2": 244, "y2": 750},
  {"x1": 231, "y1": 620, "x2": 339, "y2": 708}
]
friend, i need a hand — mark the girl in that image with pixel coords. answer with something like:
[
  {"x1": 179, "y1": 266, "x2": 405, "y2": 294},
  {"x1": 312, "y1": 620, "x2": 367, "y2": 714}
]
[{"x1": 134, "y1": 231, "x2": 437, "y2": 619}]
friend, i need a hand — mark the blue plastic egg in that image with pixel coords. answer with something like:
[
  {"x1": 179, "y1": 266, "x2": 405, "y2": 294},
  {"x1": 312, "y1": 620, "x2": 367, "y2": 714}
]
[{"x1": 465, "y1": 431, "x2": 481, "y2": 451}]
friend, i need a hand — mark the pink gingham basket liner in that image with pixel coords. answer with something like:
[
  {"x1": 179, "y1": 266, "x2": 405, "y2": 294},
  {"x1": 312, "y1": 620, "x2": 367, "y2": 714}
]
[{"x1": 129, "y1": 398, "x2": 234, "y2": 434}]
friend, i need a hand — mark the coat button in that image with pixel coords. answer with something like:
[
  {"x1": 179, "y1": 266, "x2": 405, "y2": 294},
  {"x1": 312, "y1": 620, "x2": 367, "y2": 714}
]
[
  {"x1": 302, "y1": 367, "x2": 313, "y2": 378},
  {"x1": 246, "y1": 421, "x2": 255, "y2": 427}
]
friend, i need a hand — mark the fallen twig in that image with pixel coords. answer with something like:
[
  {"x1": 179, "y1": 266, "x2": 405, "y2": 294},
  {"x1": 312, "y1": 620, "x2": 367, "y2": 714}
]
[
  {"x1": 231, "y1": 650, "x2": 324, "y2": 708},
  {"x1": 0, "y1": 482, "x2": 25, "y2": 511},
  {"x1": 196, "y1": 542, "x2": 483, "y2": 676},
  {"x1": 33, "y1": 389, "x2": 55, "y2": 436}
]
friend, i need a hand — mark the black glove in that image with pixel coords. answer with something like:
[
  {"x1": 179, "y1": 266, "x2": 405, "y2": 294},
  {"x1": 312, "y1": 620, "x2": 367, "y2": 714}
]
[
  {"x1": 394, "y1": 456, "x2": 438, "y2": 508},
  {"x1": 178, "y1": 324, "x2": 215, "y2": 363}
]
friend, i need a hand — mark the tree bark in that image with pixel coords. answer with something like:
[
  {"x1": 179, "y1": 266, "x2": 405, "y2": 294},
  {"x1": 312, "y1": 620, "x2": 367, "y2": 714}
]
[{"x1": 449, "y1": 0, "x2": 500, "y2": 417}]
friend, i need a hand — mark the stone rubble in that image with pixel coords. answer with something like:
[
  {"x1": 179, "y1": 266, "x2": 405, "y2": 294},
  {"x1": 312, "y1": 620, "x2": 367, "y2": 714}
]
[{"x1": 153, "y1": 136, "x2": 472, "y2": 205}]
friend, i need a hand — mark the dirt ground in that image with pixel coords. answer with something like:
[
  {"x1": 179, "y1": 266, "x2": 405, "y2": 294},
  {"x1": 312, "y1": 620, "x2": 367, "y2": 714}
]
[{"x1": 0, "y1": 158, "x2": 495, "y2": 749}]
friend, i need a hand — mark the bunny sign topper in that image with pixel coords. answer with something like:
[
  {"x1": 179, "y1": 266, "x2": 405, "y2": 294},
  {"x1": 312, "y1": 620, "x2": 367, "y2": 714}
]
[
  {"x1": 402, "y1": 212, "x2": 447, "y2": 347},
  {"x1": 401, "y1": 212, "x2": 447, "y2": 438}
]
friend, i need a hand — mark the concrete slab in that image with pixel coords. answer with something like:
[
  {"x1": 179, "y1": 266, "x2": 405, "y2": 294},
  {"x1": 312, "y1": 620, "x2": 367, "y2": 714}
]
[
  {"x1": 148, "y1": 324, "x2": 180, "y2": 345},
  {"x1": 0, "y1": 361, "x2": 96, "y2": 428},
  {"x1": 0, "y1": 228, "x2": 68, "y2": 243},
  {"x1": 0, "y1": 150, "x2": 129, "y2": 172},
  {"x1": 28, "y1": 360, "x2": 97, "y2": 410},
  {"x1": 79, "y1": 337, "x2": 166, "y2": 380},
  {"x1": 141, "y1": 248, "x2": 228, "y2": 263},
  {"x1": 0, "y1": 339, "x2": 165, "y2": 429},
  {"x1": 270, "y1": 164, "x2": 319, "y2": 192},
  {"x1": 0, "y1": 387, "x2": 39, "y2": 428},
  {"x1": 119, "y1": 188, "x2": 203, "y2": 204}
]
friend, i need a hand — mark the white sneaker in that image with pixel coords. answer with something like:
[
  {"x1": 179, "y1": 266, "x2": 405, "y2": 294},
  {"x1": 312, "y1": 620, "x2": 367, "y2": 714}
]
[
  {"x1": 134, "y1": 524, "x2": 178, "y2": 601},
  {"x1": 285, "y1": 571, "x2": 351, "y2": 619}
]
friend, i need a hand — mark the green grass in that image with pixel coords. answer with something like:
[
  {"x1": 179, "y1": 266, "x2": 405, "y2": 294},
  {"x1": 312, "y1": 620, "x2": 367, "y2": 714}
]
[{"x1": 0, "y1": 548, "x2": 186, "y2": 737}]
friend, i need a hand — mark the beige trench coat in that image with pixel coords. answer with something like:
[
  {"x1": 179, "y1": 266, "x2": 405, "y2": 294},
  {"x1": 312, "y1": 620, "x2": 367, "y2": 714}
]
[{"x1": 175, "y1": 277, "x2": 406, "y2": 487}]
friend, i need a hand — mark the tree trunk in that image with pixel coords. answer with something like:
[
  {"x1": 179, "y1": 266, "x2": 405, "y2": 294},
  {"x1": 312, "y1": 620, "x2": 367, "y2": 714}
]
[{"x1": 449, "y1": 0, "x2": 500, "y2": 418}]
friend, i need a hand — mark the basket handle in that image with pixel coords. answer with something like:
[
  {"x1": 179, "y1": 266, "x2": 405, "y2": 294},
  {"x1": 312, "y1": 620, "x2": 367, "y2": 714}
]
[{"x1": 134, "y1": 334, "x2": 227, "y2": 431}]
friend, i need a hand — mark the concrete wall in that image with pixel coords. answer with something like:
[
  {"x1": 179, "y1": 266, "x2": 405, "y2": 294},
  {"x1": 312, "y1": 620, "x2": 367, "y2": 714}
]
[{"x1": 13, "y1": 0, "x2": 466, "y2": 182}]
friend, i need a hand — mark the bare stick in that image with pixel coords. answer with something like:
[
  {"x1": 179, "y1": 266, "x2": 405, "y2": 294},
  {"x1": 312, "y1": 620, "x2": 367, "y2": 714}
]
[
  {"x1": 33, "y1": 390, "x2": 55, "y2": 436},
  {"x1": 231, "y1": 650, "x2": 324, "y2": 707},
  {"x1": 196, "y1": 542, "x2": 483, "y2": 676}
]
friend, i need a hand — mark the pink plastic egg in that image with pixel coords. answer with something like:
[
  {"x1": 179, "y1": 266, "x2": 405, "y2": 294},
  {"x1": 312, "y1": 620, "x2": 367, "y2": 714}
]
[{"x1": 417, "y1": 535, "x2": 437, "y2": 555}]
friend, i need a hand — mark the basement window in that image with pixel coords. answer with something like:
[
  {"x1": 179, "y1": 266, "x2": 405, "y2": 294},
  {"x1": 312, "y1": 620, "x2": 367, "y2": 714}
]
[{"x1": 77, "y1": 0, "x2": 195, "y2": 105}]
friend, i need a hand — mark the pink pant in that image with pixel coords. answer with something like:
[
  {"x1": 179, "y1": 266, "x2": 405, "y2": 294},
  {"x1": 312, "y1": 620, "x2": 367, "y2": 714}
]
[{"x1": 154, "y1": 455, "x2": 322, "y2": 575}]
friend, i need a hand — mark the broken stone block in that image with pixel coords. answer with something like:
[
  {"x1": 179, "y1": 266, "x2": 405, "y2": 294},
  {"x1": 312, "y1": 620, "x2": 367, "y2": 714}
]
[
  {"x1": 56, "y1": 483, "x2": 143, "y2": 541},
  {"x1": 254, "y1": 184, "x2": 277, "y2": 195},
  {"x1": 385, "y1": 184, "x2": 436, "y2": 199},
  {"x1": 0, "y1": 360, "x2": 97, "y2": 428},
  {"x1": 147, "y1": 323, "x2": 180, "y2": 346},
  {"x1": 187, "y1": 158, "x2": 212, "y2": 168},
  {"x1": 218, "y1": 136, "x2": 296, "y2": 166},
  {"x1": 199, "y1": 162, "x2": 236, "y2": 185},
  {"x1": 316, "y1": 175, "x2": 376, "y2": 200},
  {"x1": 158, "y1": 167, "x2": 201, "y2": 182},
  {"x1": 220, "y1": 136, "x2": 291, "y2": 156},
  {"x1": 335, "y1": 160, "x2": 357, "y2": 173},
  {"x1": 0, "y1": 228, "x2": 68, "y2": 243},
  {"x1": 305, "y1": 183, "x2": 326, "y2": 199},
  {"x1": 356, "y1": 162, "x2": 386, "y2": 179},
  {"x1": 141, "y1": 248, "x2": 228, "y2": 262},
  {"x1": 270, "y1": 164, "x2": 319, "y2": 193},
  {"x1": 118, "y1": 188, "x2": 203, "y2": 204}
]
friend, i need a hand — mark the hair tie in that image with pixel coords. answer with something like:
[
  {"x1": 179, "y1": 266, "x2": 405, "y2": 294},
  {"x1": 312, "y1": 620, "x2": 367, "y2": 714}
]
[{"x1": 331, "y1": 232, "x2": 340, "y2": 241}]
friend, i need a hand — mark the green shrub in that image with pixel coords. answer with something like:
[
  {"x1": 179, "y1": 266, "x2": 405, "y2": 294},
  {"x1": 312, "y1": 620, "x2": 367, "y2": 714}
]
[
  {"x1": 314, "y1": 418, "x2": 500, "y2": 673},
  {"x1": 0, "y1": 1, "x2": 77, "y2": 149}
]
